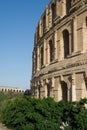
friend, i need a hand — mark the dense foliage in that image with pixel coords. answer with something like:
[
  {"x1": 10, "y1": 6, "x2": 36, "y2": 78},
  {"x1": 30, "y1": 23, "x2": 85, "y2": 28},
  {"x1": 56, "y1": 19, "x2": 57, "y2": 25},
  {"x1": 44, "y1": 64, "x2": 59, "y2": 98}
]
[
  {"x1": 1, "y1": 96, "x2": 87, "y2": 130},
  {"x1": 0, "y1": 91, "x2": 22, "y2": 120}
]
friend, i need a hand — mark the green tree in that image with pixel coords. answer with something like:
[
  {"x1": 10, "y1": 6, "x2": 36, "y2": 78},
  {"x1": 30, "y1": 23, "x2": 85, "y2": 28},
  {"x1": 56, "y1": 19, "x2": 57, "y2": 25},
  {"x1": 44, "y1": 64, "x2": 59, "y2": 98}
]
[
  {"x1": 0, "y1": 91, "x2": 21, "y2": 120},
  {"x1": 63, "y1": 99, "x2": 87, "y2": 130},
  {"x1": 2, "y1": 96, "x2": 63, "y2": 130},
  {"x1": 2, "y1": 96, "x2": 87, "y2": 130}
]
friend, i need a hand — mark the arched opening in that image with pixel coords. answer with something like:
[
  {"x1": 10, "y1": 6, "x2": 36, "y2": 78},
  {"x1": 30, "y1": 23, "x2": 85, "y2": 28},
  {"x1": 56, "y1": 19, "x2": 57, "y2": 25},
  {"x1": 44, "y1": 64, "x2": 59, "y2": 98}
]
[
  {"x1": 66, "y1": 0, "x2": 71, "y2": 14},
  {"x1": 37, "y1": 24, "x2": 39, "y2": 39},
  {"x1": 49, "y1": 40, "x2": 54, "y2": 62},
  {"x1": 43, "y1": 14, "x2": 46, "y2": 32},
  {"x1": 51, "y1": 3, "x2": 56, "y2": 23},
  {"x1": 61, "y1": 81, "x2": 68, "y2": 102},
  {"x1": 38, "y1": 85, "x2": 41, "y2": 98},
  {"x1": 47, "y1": 84, "x2": 50, "y2": 97},
  {"x1": 63, "y1": 30, "x2": 69, "y2": 58},
  {"x1": 86, "y1": 17, "x2": 87, "y2": 27}
]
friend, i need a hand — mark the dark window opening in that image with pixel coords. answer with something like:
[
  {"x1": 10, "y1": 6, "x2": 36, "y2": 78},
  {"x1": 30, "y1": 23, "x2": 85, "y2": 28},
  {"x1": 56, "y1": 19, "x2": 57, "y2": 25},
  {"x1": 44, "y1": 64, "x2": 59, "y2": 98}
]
[
  {"x1": 41, "y1": 47, "x2": 44, "y2": 66},
  {"x1": 49, "y1": 40, "x2": 54, "y2": 62},
  {"x1": 37, "y1": 25, "x2": 39, "y2": 39},
  {"x1": 86, "y1": 17, "x2": 87, "y2": 27},
  {"x1": 51, "y1": 3, "x2": 56, "y2": 23},
  {"x1": 47, "y1": 84, "x2": 50, "y2": 97},
  {"x1": 35, "y1": 52, "x2": 37, "y2": 71},
  {"x1": 63, "y1": 30, "x2": 69, "y2": 58},
  {"x1": 43, "y1": 15, "x2": 46, "y2": 31},
  {"x1": 66, "y1": 0, "x2": 71, "y2": 14},
  {"x1": 61, "y1": 81, "x2": 68, "y2": 102},
  {"x1": 38, "y1": 85, "x2": 41, "y2": 98}
]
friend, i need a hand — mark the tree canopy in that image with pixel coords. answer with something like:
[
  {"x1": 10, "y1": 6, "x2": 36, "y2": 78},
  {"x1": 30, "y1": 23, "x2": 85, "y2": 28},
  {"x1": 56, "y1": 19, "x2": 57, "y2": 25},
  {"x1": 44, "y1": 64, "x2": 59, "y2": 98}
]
[{"x1": 1, "y1": 96, "x2": 87, "y2": 130}]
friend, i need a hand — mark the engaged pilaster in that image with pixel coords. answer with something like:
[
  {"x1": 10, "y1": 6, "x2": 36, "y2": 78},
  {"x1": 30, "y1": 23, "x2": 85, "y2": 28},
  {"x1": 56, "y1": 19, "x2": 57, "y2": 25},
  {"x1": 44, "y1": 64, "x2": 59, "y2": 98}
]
[
  {"x1": 61, "y1": 0, "x2": 66, "y2": 17},
  {"x1": 44, "y1": 39, "x2": 47, "y2": 66},
  {"x1": 37, "y1": 46, "x2": 40, "y2": 71},
  {"x1": 46, "y1": 5, "x2": 49, "y2": 30},
  {"x1": 54, "y1": 30, "x2": 58, "y2": 60},
  {"x1": 48, "y1": 5, "x2": 52, "y2": 28},
  {"x1": 72, "y1": 73, "x2": 76, "y2": 101},
  {"x1": 73, "y1": 16, "x2": 77, "y2": 52}
]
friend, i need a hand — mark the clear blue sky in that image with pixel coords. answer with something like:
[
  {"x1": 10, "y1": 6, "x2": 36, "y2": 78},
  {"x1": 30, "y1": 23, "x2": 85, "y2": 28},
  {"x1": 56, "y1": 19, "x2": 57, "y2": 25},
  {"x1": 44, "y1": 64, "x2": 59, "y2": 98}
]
[{"x1": 0, "y1": 0, "x2": 50, "y2": 89}]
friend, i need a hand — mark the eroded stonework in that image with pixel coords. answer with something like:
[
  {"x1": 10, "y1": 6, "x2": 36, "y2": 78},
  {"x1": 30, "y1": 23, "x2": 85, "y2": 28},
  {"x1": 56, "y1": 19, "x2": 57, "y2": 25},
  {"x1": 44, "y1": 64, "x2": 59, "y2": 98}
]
[{"x1": 31, "y1": 0, "x2": 87, "y2": 102}]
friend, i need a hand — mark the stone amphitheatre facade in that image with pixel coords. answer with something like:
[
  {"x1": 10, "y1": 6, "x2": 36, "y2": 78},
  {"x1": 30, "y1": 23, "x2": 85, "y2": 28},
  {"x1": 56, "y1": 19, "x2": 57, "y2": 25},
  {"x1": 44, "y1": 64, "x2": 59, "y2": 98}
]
[{"x1": 31, "y1": 0, "x2": 87, "y2": 102}]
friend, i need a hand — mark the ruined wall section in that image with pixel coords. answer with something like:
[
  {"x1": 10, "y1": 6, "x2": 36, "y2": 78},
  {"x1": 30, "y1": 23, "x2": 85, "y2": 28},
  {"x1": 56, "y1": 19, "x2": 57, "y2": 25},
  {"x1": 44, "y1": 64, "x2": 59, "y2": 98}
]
[{"x1": 31, "y1": 0, "x2": 87, "y2": 101}]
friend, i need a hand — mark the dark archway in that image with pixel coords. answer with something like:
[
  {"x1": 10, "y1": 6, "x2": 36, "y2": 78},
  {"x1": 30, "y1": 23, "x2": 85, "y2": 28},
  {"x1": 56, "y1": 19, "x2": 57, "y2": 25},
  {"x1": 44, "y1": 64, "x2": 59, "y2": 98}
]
[
  {"x1": 38, "y1": 85, "x2": 41, "y2": 98},
  {"x1": 43, "y1": 14, "x2": 46, "y2": 32},
  {"x1": 47, "y1": 84, "x2": 50, "y2": 97},
  {"x1": 66, "y1": 0, "x2": 71, "y2": 14},
  {"x1": 63, "y1": 30, "x2": 69, "y2": 58},
  {"x1": 41, "y1": 47, "x2": 44, "y2": 67},
  {"x1": 49, "y1": 40, "x2": 54, "y2": 62},
  {"x1": 61, "y1": 81, "x2": 68, "y2": 102},
  {"x1": 51, "y1": 3, "x2": 56, "y2": 23}
]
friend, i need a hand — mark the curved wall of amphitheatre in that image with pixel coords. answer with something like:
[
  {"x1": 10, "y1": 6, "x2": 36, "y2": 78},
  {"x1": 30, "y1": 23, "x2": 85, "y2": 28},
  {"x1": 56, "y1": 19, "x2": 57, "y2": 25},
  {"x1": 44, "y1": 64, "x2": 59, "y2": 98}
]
[{"x1": 31, "y1": 0, "x2": 87, "y2": 101}]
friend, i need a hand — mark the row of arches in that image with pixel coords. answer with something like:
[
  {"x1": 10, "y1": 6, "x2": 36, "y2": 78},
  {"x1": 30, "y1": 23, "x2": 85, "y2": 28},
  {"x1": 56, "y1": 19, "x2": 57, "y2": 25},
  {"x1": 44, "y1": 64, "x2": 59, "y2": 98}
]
[
  {"x1": 35, "y1": 0, "x2": 72, "y2": 41},
  {"x1": 33, "y1": 29, "x2": 71, "y2": 73},
  {"x1": 36, "y1": 80, "x2": 68, "y2": 102},
  {"x1": 40, "y1": 39, "x2": 55, "y2": 67},
  {"x1": 41, "y1": 29, "x2": 70, "y2": 64},
  {"x1": 0, "y1": 87, "x2": 25, "y2": 93}
]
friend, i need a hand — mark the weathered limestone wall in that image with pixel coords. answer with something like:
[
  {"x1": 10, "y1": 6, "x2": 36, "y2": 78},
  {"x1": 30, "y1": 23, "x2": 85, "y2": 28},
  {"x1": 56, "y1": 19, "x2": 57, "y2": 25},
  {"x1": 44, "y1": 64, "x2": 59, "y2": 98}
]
[{"x1": 31, "y1": 0, "x2": 87, "y2": 102}]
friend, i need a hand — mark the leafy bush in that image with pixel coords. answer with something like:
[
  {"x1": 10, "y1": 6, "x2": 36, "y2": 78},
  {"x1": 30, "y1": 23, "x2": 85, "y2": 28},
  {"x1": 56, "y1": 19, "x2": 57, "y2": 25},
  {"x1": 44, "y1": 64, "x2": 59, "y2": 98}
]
[
  {"x1": 63, "y1": 99, "x2": 87, "y2": 130},
  {"x1": 1, "y1": 96, "x2": 87, "y2": 130},
  {"x1": 0, "y1": 91, "x2": 21, "y2": 120},
  {"x1": 2, "y1": 96, "x2": 62, "y2": 130}
]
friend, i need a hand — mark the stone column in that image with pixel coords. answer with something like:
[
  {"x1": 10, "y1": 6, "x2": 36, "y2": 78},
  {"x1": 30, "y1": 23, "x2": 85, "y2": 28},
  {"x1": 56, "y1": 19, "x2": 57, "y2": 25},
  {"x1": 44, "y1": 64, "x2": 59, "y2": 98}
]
[
  {"x1": 32, "y1": 83, "x2": 35, "y2": 96},
  {"x1": 73, "y1": 16, "x2": 77, "y2": 52},
  {"x1": 56, "y1": 0, "x2": 60, "y2": 17},
  {"x1": 37, "y1": 46, "x2": 40, "y2": 71},
  {"x1": 36, "y1": 86, "x2": 39, "y2": 98},
  {"x1": 46, "y1": 5, "x2": 49, "y2": 30},
  {"x1": 39, "y1": 19, "x2": 43, "y2": 37},
  {"x1": 45, "y1": 79, "x2": 49, "y2": 97},
  {"x1": 61, "y1": 0, "x2": 66, "y2": 17},
  {"x1": 59, "y1": 34, "x2": 64, "y2": 60},
  {"x1": 72, "y1": 74, "x2": 76, "y2": 101},
  {"x1": 44, "y1": 39, "x2": 46, "y2": 66},
  {"x1": 69, "y1": 33, "x2": 72, "y2": 55},
  {"x1": 34, "y1": 29, "x2": 37, "y2": 44},
  {"x1": 44, "y1": 84, "x2": 47, "y2": 98},
  {"x1": 33, "y1": 51, "x2": 36, "y2": 73},
  {"x1": 54, "y1": 30, "x2": 58, "y2": 60},
  {"x1": 52, "y1": 77, "x2": 55, "y2": 98},
  {"x1": 47, "y1": 41, "x2": 50, "y2": 64},
  {"x1": 49, "y1": 78, "x2": 54, "y2": 98},
  {"x1": 49, "y1": 5, "x2": 52, "y2": 28},
  {"x1": 45, "y1": 44, "x2": 48, "y2": 65},
  {"x1": 82, "y1": 22, "x2": 87, "y2": 52},
  {"x1": 58, "y1": 78, "x2": 62, "y2": 101},
  {"x1": 37, "y1": 81, "x2": 41, "y2": 98}
]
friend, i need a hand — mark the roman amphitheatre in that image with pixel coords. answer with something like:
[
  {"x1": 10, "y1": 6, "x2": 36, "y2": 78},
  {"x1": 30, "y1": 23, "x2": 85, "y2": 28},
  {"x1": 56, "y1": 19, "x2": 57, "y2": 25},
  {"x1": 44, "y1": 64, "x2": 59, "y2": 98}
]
[{"x1": 31, "y1": 0, "x2": 87, "y2": 102}]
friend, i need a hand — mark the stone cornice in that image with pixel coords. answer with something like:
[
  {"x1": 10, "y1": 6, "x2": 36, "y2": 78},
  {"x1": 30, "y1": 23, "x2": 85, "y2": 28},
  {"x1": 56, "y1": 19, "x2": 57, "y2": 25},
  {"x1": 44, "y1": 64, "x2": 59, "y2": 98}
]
[{"x1": 32, "y1": 53, "x2": 87, "y2": 80}]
